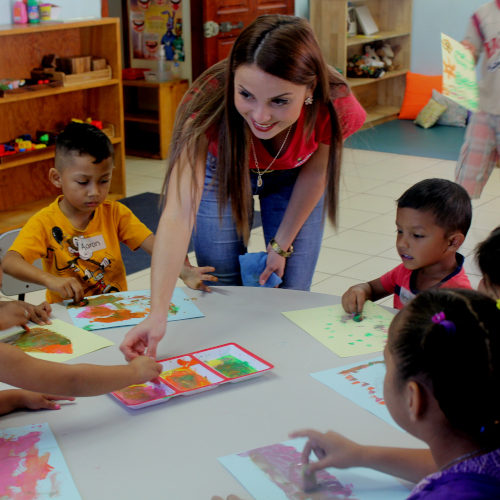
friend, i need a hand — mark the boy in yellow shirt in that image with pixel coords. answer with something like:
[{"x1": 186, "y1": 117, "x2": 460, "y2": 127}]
[{"x1": 2, "y1": 123, "x2": 216, "y2": 304}]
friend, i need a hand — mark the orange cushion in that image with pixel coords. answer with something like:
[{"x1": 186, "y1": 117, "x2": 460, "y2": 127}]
[{"x1": 398, "y1": 72, "x2": 443, "y2": 120}]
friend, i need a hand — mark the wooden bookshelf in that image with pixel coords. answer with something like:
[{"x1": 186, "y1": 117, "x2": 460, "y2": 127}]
[
  {"x1": 0, "y1": 18, "x2": 126, "y2": 232},
  {"x1": 311, "y1": 0, "x2": 413, "y2": 128},
  {"x1": 123, "y1": 79, "x2": 189, "y2": 160}
]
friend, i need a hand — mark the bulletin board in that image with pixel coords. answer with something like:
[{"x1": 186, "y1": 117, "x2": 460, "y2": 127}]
[{"x1": 124, "y1": 0, "x2": 185, "y2": 64}]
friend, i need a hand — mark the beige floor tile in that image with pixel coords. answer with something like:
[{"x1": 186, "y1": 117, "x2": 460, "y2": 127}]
[
  {"x1": 474, "y1": 196, "x2": 500, "y2": 213},
  {"x1": 127, "y1": 273, "x2": 152, "y2": 291},
  {"x1": 247, "y1": 234, "x2": 267, "y2": 253},
  {"x1": 350, "y1": 163, "x2": 426, "y2": 182},
  {"x1": 464, "y1": 253, "x2": 481, "y2": 276},
  {"x1": 315, "y1": 247, "x2": 371, "y2": 275},
  {"x1": 343, "y1": 149, "x2": 395, "y2": 165},
  {"x1": 310, "y1": 275, "x2": 362, "y2": 296},
  {"x1": 365, "y1": 181, "x2": 412, "y2": 199},
  {"x1": 470, "y1": 210, "x2": 500, "y2": 231},
  {"x1": 311, "y1": 271, "x2": 333, "y2": 286},
  {"x1": 371, "y1": 154, "x2": 441, "y2": 170},
  {"x1": 353, "y1": 213, "x2": 397, "y2": 236},
  {"x1": 339, "y1": 194, "x2": 396, "y2": 214},
  {"x1": 339, "y1": 174, "x2": 386, "y2": 194},
  {"x1": 377, "y1": 247, "x2": 400, "y2": 261},
  {"x1": 461, "y1": 227, "x2": 493, "y2": 252},
  {"x1": 337, "y1": 207, "x2": 379, "y2": 229},
  {"x1": 322, "y1": 229, "x2": 394, "y2": 255},
  {"x1": 471, "y1": 194, "x2": 497, "y2": 210},
  {"x1": 322, "y1": 224, "x2": 346, "y2": 239},
  {"x1": 337, "y1": 256, "x2": 397, "y2": 281}
]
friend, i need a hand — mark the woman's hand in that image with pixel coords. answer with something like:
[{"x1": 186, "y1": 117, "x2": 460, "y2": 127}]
[
  {"x1": 259, "y1": 242, "x2": 287, "y2": 286},
  {"x1": 120, "y1": 316, "x2": 167, "y2": 361},
  {"x1": 289, "y1": 429, "x2": 363, "y2": 473}
]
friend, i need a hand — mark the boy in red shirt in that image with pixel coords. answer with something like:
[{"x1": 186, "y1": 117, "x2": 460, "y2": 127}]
[{"x1": 342, "y1": 179, "x2": 472, "y2": 311}]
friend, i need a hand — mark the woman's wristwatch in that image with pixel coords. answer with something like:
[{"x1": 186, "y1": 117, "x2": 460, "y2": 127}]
[{"x1": 270, "y1": 238, "x2": 294, "y2": 258}]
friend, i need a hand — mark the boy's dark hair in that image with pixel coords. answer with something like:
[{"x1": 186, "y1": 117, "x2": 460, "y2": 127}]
[
  {"x1": 55, "y1": 122, "x2": 114, "y2": 169},
  {"x1": 397, "y1": 179, "x2": 472, "y2": 237},
  {"x1": 392, "y1": 288, "x2": 500, "y2": 447},
  {"x1": 476, "y1": 226, "x2": 500, "y2": 288}
]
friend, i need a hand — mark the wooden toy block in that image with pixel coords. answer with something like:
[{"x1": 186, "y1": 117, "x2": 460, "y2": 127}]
[
  {"x1": 91, "y1": 58, "x2": 107, "y2": 71},
  {"x1": 57, "y1": 56, "x2": 92, "y2": 75}
]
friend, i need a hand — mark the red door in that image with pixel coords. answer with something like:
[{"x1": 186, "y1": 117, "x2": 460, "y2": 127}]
[{"x1": 191, "y1": 0, "x2": 295, "y2": 80}]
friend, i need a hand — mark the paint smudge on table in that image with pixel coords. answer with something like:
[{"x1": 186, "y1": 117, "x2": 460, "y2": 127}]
[
  {"x1": 338, "y1": 360, "x2": 386, "y2": 405},
  {"x1": 238, "y1": 443, "x2": 358, "y2": 499},
  {"x1": 207, "y1": 355, "x2": 257, "y2": 378},
  {"x1": 2, "y1": 328, "x2": 73, "y2": 354},
  {"x1": 0, "y1": 429, "x2": 58, "y2": 499},
  {"x1": 115, "y1": 384, "x2": 169, "y2": 405},
  {"x1": 160, "y1": 367, "x2": 211, "y2": 391}
]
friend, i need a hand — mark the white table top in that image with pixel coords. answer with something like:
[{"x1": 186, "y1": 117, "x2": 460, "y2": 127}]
[{"x1": 0, "y1": 287, "x2": 423, "y2": 499}]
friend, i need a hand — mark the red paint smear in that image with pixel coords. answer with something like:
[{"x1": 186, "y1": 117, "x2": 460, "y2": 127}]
[
  {"x1": 0, "y1": 431, "x2": 55, "y2": 499},
  {"x1": 76, "y1": 305, "x2": 149, "y2": 324}
]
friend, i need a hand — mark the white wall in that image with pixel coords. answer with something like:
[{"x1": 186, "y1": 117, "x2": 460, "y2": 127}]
[
  {"x1": 0, "y1": 0, "x2": 101, "y2": 23},
  {"x1": 411, "y1": 0, "x2": 486, "y2": 74}
]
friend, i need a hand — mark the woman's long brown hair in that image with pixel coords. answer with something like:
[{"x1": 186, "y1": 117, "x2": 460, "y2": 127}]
[{"x1": 162, "y1": 15, "x2": 350, "y2": 244}]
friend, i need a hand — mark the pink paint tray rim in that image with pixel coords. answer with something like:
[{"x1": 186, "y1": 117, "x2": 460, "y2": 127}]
[{"x1": 110, "y1": 343, "x2": 274, "y2": 409}]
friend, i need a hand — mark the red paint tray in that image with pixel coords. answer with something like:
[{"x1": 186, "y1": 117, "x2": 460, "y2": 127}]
[{"x1": 110, "y1": 343, "x2": 274, "y2": 409}]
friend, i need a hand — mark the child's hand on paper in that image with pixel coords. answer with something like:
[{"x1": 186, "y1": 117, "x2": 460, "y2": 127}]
[
  {"x1": 129, "y1": 355, "x2": 162, "y2": 383},
  {"x1": 44, "y1": 275, "x2": 84, "y2": 302},
  {"x1": 180, "y1": 257, "x2": 217, "y2": 292},
  {"x1": 0, "y1": 302, "x2": 29, "y2": 330},
  {"x1": 342, "y1": 284, "x2": 369, "y2": 314},
  {"x1": 19, "y1": 390, "x2": 75, "y2": 410},
  {"x1": 20, "y1": 301, "x2": 52, "y2": 326},
  {"x1": 289, "y1": 429, "x2": 363, "y2": 473}
]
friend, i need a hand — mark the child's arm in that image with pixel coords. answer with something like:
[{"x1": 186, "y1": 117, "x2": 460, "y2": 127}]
[
  {"x1": 0, "y1": 389, "x2": 75, "y2": 415},
  {"x1": 289, "y1": 429, "x2": 436, "y2": 484},
  {"x1": 0, "y1": 343, "x2": 162, "y2": 397},
  {"x1": 341, "y1": 278, "x2": 389, "y2": 314},
  {"x1": 140, "y1": 234, "x2": 218, "y2": 292},
  {"x1": 0, "y1": 300, "x2": 52, "y2": 326},
  {"x1": 2, "y1": 251, "x2": 84, "y2": 302},
  {"x1": 179, "y1": 256, "x2": 217, "y2": 292}
]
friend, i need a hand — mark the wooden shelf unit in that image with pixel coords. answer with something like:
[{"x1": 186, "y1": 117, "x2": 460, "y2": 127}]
[
  {"x1": 0, "y1": 18, "x2": 125, "y2": 233},
  {"x1": 311, "y1": 0, "x2": 413, "y2": 127},
  {"x1": 123, "y1": 79, "x2": 189, "y2": 160}
]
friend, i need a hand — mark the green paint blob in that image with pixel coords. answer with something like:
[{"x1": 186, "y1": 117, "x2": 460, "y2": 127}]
[
  {"x1": 208, "y1": 355, "x2": 257, "y2": 378},
  {"x1": 365, "y1": 333, "x2": 374, "y2": 337}
]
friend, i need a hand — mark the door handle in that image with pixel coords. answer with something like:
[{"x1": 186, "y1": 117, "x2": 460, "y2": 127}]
[{"x1": 219, "y1": 21, "x2": 244, "y2": 33}]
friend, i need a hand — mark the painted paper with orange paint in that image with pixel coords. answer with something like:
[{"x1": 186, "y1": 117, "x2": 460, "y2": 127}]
[
  {"x1": 0, "y1": 423, "x2": 81, "y2": 499},
  {"x1": 65, "y1": 288, "x2": 204, "y2": 331},
  {"x1": 311, "y1": 356, "x2": 403, "y2": 432},
  {"x1": 0, "y1": 319, "x2": 113, "y2": 363}
]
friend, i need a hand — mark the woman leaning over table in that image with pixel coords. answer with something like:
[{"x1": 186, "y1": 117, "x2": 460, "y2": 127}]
[{"x1": 121, "y1": 14, "x2": 366, "y2": 360}]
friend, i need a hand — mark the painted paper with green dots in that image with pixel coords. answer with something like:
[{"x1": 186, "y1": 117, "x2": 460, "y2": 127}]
[{"x1": 282, "y1": 301, "x2": 395, "y2": 357}]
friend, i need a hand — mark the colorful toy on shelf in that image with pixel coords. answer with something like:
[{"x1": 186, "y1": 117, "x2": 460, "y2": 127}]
[
  {"x1": 0, "y1": 79, "x2": 26, "y2": 91},
  {"x1": 71, "y1": 118, "x2": 103, "y2": 130}
]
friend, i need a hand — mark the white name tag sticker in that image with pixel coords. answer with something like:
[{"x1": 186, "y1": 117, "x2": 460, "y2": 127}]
[
  {"x1": 78, "y1": 234, "x2": 106, "y2": 252},
  {"x1": 399, "y1": 286, "x2": 415, "y2": 305}
]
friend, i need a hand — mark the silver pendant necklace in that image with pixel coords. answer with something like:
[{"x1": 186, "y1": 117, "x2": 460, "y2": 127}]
[{"x1": 251, "y1": 126, "x2": 292, "y2": 188}]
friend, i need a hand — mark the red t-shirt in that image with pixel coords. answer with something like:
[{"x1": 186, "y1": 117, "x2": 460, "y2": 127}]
[
  {"x1": 207, "y1": 93, "x2": 366, "y2": 170},
  {"x1": 380, "y1": 254, "x2": 472, "y2": 310}
]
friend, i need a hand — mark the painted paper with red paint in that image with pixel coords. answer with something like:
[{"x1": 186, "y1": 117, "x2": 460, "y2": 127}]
[{"x1": 0, "y1": 423, "x2": 81, "y2": 499}]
